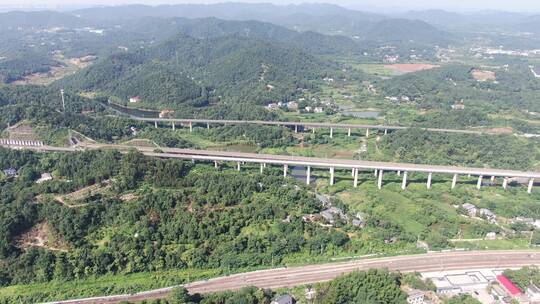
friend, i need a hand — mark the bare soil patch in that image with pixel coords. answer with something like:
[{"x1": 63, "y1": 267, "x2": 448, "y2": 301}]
[
  {"x1": 6, "y1": 123, "x2": 38, "y2": 141},
  {"x1": 123, "y1": 139, "x2": 159, "y2": 148},
  {"x1": 471, "y1": 69, "x2": 496, "y2": 81},
  {"x1": 56, "y1": 180, "x2": 112, "y2": 207},
  {"x1": 15, "y1": 222, "x2": 68, "y2": 252},
  {"x1": 384, "y1": 63, "x2": 440, "y2": 73},
  {"x1": 11, "y1": 54, "x2": 96, "y2": 85},
  {"x1": 485, "y1": 127, "x2": 513, "y2": 134}
]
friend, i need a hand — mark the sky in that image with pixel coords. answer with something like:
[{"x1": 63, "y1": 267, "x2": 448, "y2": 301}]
[{"x1": 2, "y1": 0, "x2": 540, "y2": 12}]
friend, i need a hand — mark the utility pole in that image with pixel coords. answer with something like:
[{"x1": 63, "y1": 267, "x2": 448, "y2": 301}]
[{"x1": 60, "y1": 89, "x2": 65, "y2": 112}]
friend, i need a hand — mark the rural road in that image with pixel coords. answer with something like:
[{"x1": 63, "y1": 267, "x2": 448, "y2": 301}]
[{"x1": 46, "y1": 250, "x2": 540, "y2": 304}]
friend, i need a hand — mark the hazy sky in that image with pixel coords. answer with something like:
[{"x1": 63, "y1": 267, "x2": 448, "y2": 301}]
[{"x1": 3, "y1": 0, "x2": 540, "y2": 12}]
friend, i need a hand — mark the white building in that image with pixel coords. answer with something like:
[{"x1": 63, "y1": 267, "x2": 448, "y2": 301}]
[
  {"x1": 462, "y1": 203, "x2": 477, "y2": 217},
  {"x1": 36, "y1": 173, "x2": 53, "y2": 184},
  {"x1": 527, "y1": 284, "x2": 540, "y2": 302},
  {"x1": 407, "y1": 290, "x2": 425, "y2": 304},
  {"x1": 423, "y1": 270, "x2": 496, "y2": 295},
  {"x1": 129, "y1": 96, "x2": 141, "y2": 103}
]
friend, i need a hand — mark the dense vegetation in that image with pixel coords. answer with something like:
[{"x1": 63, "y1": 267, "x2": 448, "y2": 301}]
[
  {"x1": 0, "y1": 148, "x2": 357, "y2": 302},
  {"x1": 377, "y1": 63, "x2": 540, "y2": 113},
  {"x1": 57, "y1": 33, "x2": 333, "y2": 110},
  {"x1": 378, "y1": 129, "x2": 537, "y2": 170},
  {"x1": 504, "y1": 267, "x2": 540, "y2": 290}
]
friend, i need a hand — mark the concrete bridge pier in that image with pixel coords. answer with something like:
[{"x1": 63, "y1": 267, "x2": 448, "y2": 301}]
[
  {"x1": 306, "y1": 166, "x2": 311, "y2": 185},
  {"x1": 154, "y1": 121, "x2": 158, "y2": 128},
  {"x1": 401, "y1": 171, "x2": 408, "y2": 190},
  {"x1": 260, "y1": 163, "x2": 264, "y2": 174},
  {"x1": 237, "y1": 162, "x2": 241, "y2": 171},
  {"x1": 427, "y1": 173, "x2": 432, "y2": 189},
  {"x1": 214, "y1": 161, "x2": 218, "y2": 168},
  {"x1": 330, "y1": 128, "x2": 333, "y2": 138},
  {"x1": 348, "y1": 128, "x2": 351, "y2": 137},
  {"x1": 503, "y1": 177, "x2": 508, "y2": 190},
  {"x1": 366, "y1": 129, "x2": 370, "y2": 137},
  {"x1": 384, "y1": 129, "x2": 388, "y2": 135},
  {"x1": 452, "y1": 174, "x2": 458, "y2": 189},
  {"x1": 172, "y1": 122, "x2": 175, "y2": 131},
  {"x1": 353, "y1": 169, "x2": 359, "y2": 188},
  {"x1": 374, "y1": 169, "x2": 378, "y2": 177},
  {"x1": 477, "y1": 176, "x2": 483, "y2": 190},
  {"x1": 283, "y1": 165, "x2": 288, "y2": 177},
  {"x1": 397, "y1": 171, "x2": 401, "y2": 176},
  {"x1": 377, "y1": 170, "x2": 384, "y2": 189},
  {"x1": 330, "y1": 167, "x2": 335, "y2": 185},
  {"x1": 312, "y1": 128, "x2": 315, "y2": 134},
  {"x1": 294, "y1": 125, "x2": 298, "y2": 133},
  {"x1": 207, "y1": 123, "x2": 210, "y2": 129},
  {"x1": 491, "y1": 176, "x2": 495, "y2": 182},
  {"x1": 528, "y1": 178, "x2": 534, "y2": 194},
  {"x1": 189, "y1": 122, "x2": 193, "y2": 132}
]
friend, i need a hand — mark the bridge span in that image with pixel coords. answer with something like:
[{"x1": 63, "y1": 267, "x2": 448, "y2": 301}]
[
  {"x1": 3, "y1": 142, "x2": 539, "y2": 193},
  {"x1": 132, "y1": 117, "x2": 488, "y2": 137}
]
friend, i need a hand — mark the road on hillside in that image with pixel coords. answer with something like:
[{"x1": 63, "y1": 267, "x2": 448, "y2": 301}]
[{"x1": 47, "y1": 250, "x2": 540, "y2": 304}]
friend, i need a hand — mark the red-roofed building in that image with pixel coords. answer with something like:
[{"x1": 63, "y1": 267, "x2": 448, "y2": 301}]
[{"x1": 497, "y1": 274, "x2": 522, "y2": 296}]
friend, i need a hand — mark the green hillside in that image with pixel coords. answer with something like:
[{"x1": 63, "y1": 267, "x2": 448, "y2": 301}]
[{"x1": 58, "y1": 33, "x2": 334, "y2": 109}]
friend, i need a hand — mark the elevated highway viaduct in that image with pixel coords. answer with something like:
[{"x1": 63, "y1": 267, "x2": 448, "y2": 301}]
[
  {"x1": 132, "y1": 117, "x2": 490, "y2": 137},
  {"x1": 4, "y1": 142, "x2": 540, "y2": 193}
]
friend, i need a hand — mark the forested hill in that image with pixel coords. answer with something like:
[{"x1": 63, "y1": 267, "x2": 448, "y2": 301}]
[
  {"x1": 56, "y1": 32, "x2": 335, "y2": 109},
  {"x1": 364, "y1": 19, "x2": 455, "y2": 46},
  {"x1": 0, "y1": 11, "x2": 90, "y2": 30},
  {"x1": 122, "y1": 17, "x2": 364, "y2": 57}
]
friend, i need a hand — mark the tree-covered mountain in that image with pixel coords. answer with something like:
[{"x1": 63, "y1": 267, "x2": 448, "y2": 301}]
[
  {"x1": 57, "y1": 32, "x2": 335, "y2": 109},
  {"x1": 364, "y1": 19, "x2": 454, "y2": 46},
  {"x1": 0, "y1": 10, "x2": 90, "y2": 30}
]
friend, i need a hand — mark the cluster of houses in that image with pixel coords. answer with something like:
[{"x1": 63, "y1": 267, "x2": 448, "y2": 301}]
[
  {"x1": 451, "y1": 99, "x2": 466, "y2": 110},
  {"x1": 384, "y1": 54, "x2": 400, "y2": 64},
  {"x1": 471, "y1": 47, "x2": 540, "y2": 58},
  {"x1": 512, "y1": 217, "x2": 540, "y2": 230},
  {"x1": 385, "y1": 95, "x2": 411, "y2": 102},
  {"x1": 302, "y1": 194, "x2": 365, "y2": 228},
  {"x1": 266, "y1": 101, "x2": 325, "y2": 114},
  {"x1": 461, "y1": 203, "x2": 497, "y2": 223},
  {"x1": 421, "y1": 269, "x2": 540, "y2": 304}
]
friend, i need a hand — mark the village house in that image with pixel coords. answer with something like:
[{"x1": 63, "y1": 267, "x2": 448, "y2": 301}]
[
  {"x1": 129, "y1": 96, "x2": 141, "y2": 103},
  {"x1": 527, "y1": 284, "x2": 540, "y2": 302},
  {"x1": 320, "y1": 207, "x2": 347, "y2": 225},
  {"x1": 323, "y1": 77, "x2": 335, "y2": 83},
  {"x1": 462, "y1": 203, "x2": 478, "y2": 217},
  {"x1": 384, "y1": 54, "x2": 399, "y2": 64},
  {"x1": 352, "y1": 212, "x2": 366, "y2": 228},
  {"x1": 36, "y1": 173, "x2": 53, "y2": 184},
  {"x1": 407, "y1": 290, "x2": 426, "y2": 304},
  {"x1": 266, "y1": 103, "x2": 279, "y2": 111},
  {"x1": 485, "y1": 232, "x2": 497, "y2": 240},
  {"x1": 3, "y1": 168, "x2": 17, "y2": 178},
  {"x1": 286, "y1": 101, "x2": 298, "y2": 110},
  {"x1": 480, "y1": 208, "x2": 497, "y2": 223},
  {"x1": 271, "y1": 294, "x2": 295, "y2": 304}
]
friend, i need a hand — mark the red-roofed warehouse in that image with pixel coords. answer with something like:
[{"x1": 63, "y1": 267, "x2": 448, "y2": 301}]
[{"x1": 497, "y1": 274, "x2": 522, "y2": 296}]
